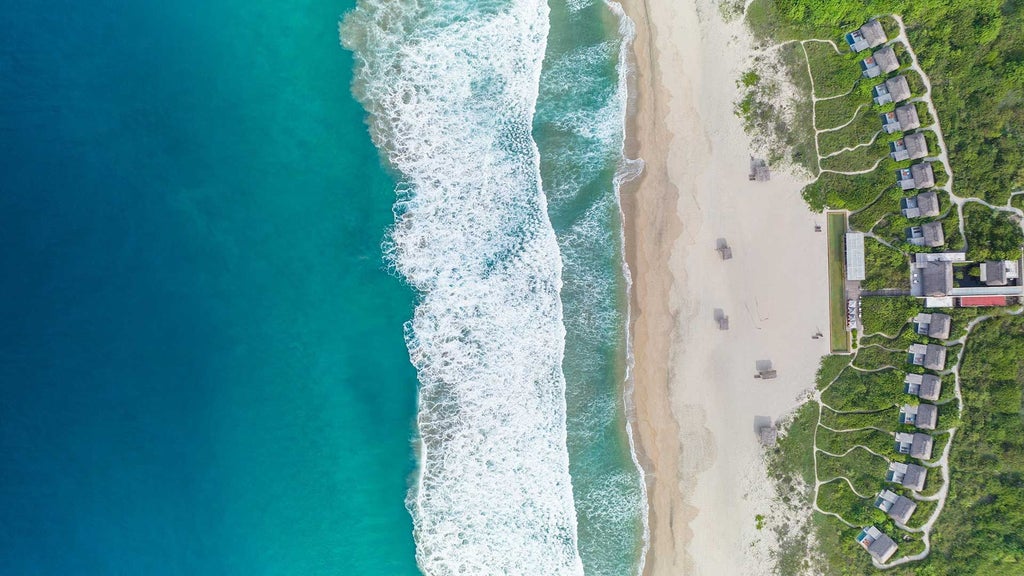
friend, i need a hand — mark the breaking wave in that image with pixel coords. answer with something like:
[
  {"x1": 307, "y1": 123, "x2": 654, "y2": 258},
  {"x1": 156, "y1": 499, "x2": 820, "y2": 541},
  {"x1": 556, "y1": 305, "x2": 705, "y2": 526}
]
[{"x1": 341, "y1": 1, "x2": 584, "y2": 574}]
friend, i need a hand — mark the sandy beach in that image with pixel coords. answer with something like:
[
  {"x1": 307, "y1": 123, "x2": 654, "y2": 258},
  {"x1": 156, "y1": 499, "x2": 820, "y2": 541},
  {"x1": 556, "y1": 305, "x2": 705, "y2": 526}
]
[{"x1": 619, "y1": 0, "x2": 831, "y2": 573}]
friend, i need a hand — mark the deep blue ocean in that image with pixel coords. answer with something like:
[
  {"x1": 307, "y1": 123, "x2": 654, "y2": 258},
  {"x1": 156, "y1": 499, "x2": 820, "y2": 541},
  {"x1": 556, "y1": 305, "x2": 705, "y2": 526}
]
[
  {"x1": 1, "y1": 0, "x2": 645, "y2": 573},
  {"x1": 1, "y1": 0, "x2": 420, "y2": 573}
]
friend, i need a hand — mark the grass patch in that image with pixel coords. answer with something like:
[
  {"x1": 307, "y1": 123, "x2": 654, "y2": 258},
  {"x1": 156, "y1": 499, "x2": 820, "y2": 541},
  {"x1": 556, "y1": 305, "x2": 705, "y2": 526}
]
[
  {"x1": 818, "y1": 137, "x2": 887, "y2": 173},
  {"x1": 816, "y1": 479, "x2": 885, "y2": 525},
  {"x1": 849, "y1": 187, "x2": 903, "y2": 232},
  {"x1": 862, "y1": 237, "x2": 907, "y2": 290},
  {"x1": 770, "y1": 401, "x2": 820, "y2": 487},
  {"x1": 818, "y1": 109, "x2": 885, "y2": 158},
  {"x1": 804, "y1": 40, "x2": 861, "y2": 99},
  {"x1": 822, "y1": 367, "x2": 903, "y2": 411},
  {"x1": 826, "y1": 212, "x2": 850, "y2": 352},
  {"x1": 817, "y1": 427, "x2": 895, "y2": 457},
  {"x1": 963, "y1": 202, "x2": 1024, "y2": 261},
  {"x1": 820, "y1": 405, "x2": 899, "y2": 432},
  {"x1": 817, "y1": 446, "x2": 890, "y2": 496},
  {"x1": 861, "y1": 296, "x2": 922, "y2": 337},
  {"x1": 852, "y1": 344, "x2": 906, "y2": 371}
]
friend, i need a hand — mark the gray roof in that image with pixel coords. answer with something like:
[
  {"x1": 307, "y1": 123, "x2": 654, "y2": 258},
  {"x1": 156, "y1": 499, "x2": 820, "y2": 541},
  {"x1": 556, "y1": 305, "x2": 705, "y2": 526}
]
[
  {"x1": 921, "y1": 261, "x2": 953, "y2": 297},
  {"x1": 919, "y1": 374, "x2": 942, "y2": 401},
  {"x1": 904, "y1": 132, "x2": 929, "y2": 160},
  {"x1": 895, "y1": 104, "x2": 921, "y2": 130},
  {"x1": 889, "y1": 495, "x2": 917, "y2": 524},
  {"x1": 928, "y1": 313, "x2": 951, "y2": 339},
  {"x1": 861, "y1": 19, "x2": 888, "y2": 48},
  {"x1": 924, "y1": 344, "x2": 946, "y2": 371},
  {"x1": 916, "y1": 403, "x2": 938, "y2": 430},
  {"x1": 922, "y1": 221, "x2": 945, "y2": 247},
  {"x1": 868, "y1": 533, "x2": 899, "y2": 562},
  {"x1": 911, "y1": 163, "x2": 936, "y2": 188},
  {"x1": 916, "y1": 191, "x2": 940, "y2": 217},
  {"x1": 911, "y1": 432, "x2": 934, "y2": 459},
  {"x1": 983, "y1": 261, "x2": 1008, "y2": 286},
  {"x1": 873, "y1": 45, "x2": 900, "y2": 73},
  {"x1": 903, "y1": 463, "x2": 928, "y2": 490},
  {"x1": 886, "y1": 75, "x2": 912, "y2": 103}
]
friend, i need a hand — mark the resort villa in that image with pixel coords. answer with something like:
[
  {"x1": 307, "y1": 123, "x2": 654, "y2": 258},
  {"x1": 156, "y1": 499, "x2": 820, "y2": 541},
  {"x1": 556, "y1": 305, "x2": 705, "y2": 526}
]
[
  {"x1": 873, "y1": 75, "x2": 911, "y2": 105},
  {"x1": 897, "y1": 162, "x2": 935, "y2": 190},
  {"x1": 908, "y1": 343, "x2": 946, "y2": 371},
  {"x1": 901, "y1": 190, "x2": 940, "y2": 218},
  {"x1": 905, "y1": 373, "x2": 942, "y2": 401},
  {"x1": 899, "y1": 403, "x2": 938, "y2": 430},
  {"x1": 861, "y1": 45, "x2": 900, "y2": 78},
  {"x1": 874, "y1": 490, "x2": 917, "y2": 524},
  {"x1": 888, "y1": 461, "x2": 928, "y2": 491},
  {"x1": 881, "y1": 104, "x2": 921, "y2": 134},
  {"x1": 914, "y1": 312, "x2": 951, "y2": 339},
  {"x1": 890, "y1": 132, "x2": 928, "y2": 161},
  {"x1": 847, "y1": 19, "x2": 887, "y2": 53},
  {"x1": 856, "y1": 526, "x2": 899, "y2": 562},
  {"x1": 895, "y1": 431, "x2": 934, "y2": 460},
  {"x1": 907, "y1": 221, "x2": 944, "y2": 248}
]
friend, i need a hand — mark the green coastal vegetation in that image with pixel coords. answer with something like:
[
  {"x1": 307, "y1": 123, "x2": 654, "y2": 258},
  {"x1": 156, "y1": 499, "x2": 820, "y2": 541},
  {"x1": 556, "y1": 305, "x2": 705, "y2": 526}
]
[{"x1": 741, "y1": 0, "x2": 1024, "y2": 573}]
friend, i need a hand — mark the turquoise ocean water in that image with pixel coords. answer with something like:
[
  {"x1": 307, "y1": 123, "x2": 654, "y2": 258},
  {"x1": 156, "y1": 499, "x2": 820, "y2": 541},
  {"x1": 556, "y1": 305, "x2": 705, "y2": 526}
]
[{"x1": 2, "y1": 0, "x2": 644, "y2": 573}]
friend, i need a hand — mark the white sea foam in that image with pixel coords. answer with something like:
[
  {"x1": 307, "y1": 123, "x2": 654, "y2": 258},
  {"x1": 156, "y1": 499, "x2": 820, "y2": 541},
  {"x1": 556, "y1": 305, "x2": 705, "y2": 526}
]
[{"x1": 341, "y1": 1, "x2": 585, "y2": 574}]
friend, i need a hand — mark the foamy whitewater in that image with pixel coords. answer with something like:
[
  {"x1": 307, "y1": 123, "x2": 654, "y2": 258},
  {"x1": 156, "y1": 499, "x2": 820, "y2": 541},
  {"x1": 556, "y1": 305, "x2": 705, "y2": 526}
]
[{"x1": 342, "y1": 0, "x2": 585, "y2": 574}]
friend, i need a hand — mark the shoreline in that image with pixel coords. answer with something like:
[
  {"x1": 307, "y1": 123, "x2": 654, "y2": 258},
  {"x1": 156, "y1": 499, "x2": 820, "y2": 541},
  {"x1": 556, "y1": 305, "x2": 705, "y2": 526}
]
[{"x1": 618, "y1": 0, "x2": 831, "y2": 573}]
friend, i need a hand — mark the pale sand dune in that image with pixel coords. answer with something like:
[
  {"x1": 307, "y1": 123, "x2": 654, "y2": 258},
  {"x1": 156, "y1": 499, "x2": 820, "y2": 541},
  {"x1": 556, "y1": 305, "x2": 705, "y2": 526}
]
[{"x1": 619, "y1": 0, "x2": 831, "y2": 573}]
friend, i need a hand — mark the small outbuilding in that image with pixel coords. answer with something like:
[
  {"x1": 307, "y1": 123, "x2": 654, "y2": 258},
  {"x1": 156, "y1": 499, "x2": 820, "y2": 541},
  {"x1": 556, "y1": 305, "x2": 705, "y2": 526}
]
[
  {"x1": 857, "y1": 526, "x2": 898, "y2": 563},
  {"x1": 888, "y1": 461, "x2": 928, "y2": 491},
  {"x1": 980, "y1": 260, "x2": 1020, "y2": 286},
  {"x1": 847, "y1": 19, "x2": 888, "y2": 52},
  {"x1": 905, "y1": 373, "x2": 942, "y2": 401},
  {"x1": 875, "y1": 489, "x2": 917, "y2": 524},
  {"x1": 899, "y1": 403, "x2": 938, "y2": 430}
]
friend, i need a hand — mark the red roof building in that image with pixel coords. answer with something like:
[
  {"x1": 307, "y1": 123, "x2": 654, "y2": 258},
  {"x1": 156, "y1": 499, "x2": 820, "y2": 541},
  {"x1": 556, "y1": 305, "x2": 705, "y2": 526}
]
[{"x1": 959, "y1": 296, "x2": 1008, "y2": 307}]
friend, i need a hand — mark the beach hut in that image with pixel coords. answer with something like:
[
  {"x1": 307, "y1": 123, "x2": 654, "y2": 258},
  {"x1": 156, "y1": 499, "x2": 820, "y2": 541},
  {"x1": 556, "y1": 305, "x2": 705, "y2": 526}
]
[
  {"x1": 899, "y1": 403, "x2": 938, "y2": 430},
  {"x1": 716, "y1": 239, "x2": 733, "y2": 260},
  {"x1": 895, "y1": 431, "x2": 934, "y2": 459},
  {"x1": 901, "y1": 190, "x2": 940, "y2": 218},
  {"x1": 891, "y1": 133, "x2": 928, "y2": 161},
  {"x1": 875, "y1": 490, "x2": 917, "y2": 524},
  {"x1": 908, "y1": 343, "x2": 946, "y2": 371},
  {"x1": 887, "y1": 461, "x2": 928, "y2": 491},
  {"x1": 886, "y1": 75, "x2": 912, "y2": 103},
  {"x1": 914, "y1": 312, "x2": 951, "y2": 339},
  {"x1": 856, "y1": 526, "x2": 898, "y2": 563},
  {"x1": 921, "y1": 221, "x2": 944, "y2": 248},
  {"x1": 847, "y1": 19, "x2": 888, "y2": 52},
  {"x1": 911, "y1": 163, "x2": 935, "y2": 188},
  {"x1": 759, "y1": 424, "x2": 777, "y2": 447},
  {"x1": 895, "y1": 104, "x2": 921, "y2": 130},
  {"x1": 905, "y1": 373, "x2": 942, "y2": 401}
]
